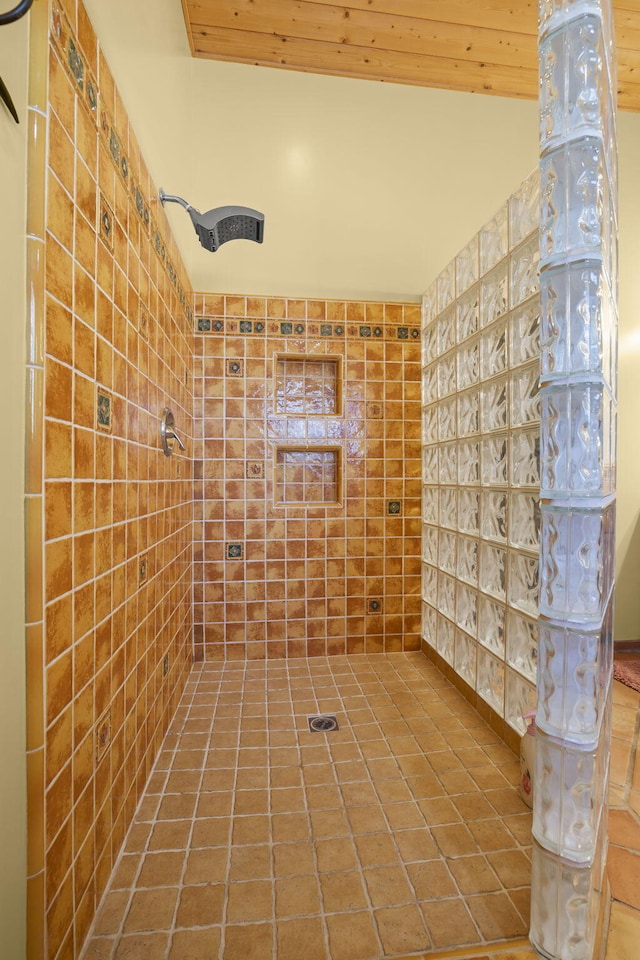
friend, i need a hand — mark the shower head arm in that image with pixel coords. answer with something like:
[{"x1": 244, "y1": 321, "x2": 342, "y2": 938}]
[{"x1": 159, "y1": 188, "x2": 198, "y2": 214}]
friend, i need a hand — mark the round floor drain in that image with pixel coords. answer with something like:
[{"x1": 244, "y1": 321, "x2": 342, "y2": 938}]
[{"x1": 308, "y1": 714, "x2": 339, "y2": 733}]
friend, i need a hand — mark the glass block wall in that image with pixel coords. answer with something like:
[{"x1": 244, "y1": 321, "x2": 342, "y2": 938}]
[
  {"x1": 531, "y1": 0, "x2": 618, "y2": 957},
  {"x1": 420, "y1": 170, "x2": 541, "y2": 736}
]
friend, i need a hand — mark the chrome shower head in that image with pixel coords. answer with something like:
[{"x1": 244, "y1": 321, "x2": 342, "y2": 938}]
[{"x1": 159, "y1": 189, "x2": 264, "y2": 252}]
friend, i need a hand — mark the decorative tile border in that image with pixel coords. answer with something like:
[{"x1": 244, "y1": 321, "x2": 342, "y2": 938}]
[{"x1": 195, "y1": 317, "x2": 421, "y2": 341}]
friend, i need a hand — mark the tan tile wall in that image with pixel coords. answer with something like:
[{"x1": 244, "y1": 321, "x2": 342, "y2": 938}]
[
  {"x1": 26, "y1": 2, "x2": 194, "y2": 957},
  {"x1": 192, "y1": 296, "x2": 423, "y2": 661}
]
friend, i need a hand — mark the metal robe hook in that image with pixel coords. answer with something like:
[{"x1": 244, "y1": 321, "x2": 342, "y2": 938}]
[
  {"x1": 0, "y1": 0, "x2": 36, "y2": 123},
  {"x1": 0, "y1": 0, "x2": 35, "y2": 26}
]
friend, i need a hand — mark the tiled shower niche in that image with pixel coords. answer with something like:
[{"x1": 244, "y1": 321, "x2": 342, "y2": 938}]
[
  {"x1": 274, "y1": 446, "x2": 342, "y2": 505},
  {"x1": 421, "y1": 170, "x2": 541, "y2": 735},
  {"x1": 274, "y1": 353, "x2": 343, "y2": 416}
]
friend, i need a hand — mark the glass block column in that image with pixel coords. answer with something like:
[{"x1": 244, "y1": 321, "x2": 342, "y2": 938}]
[{"x1": 531, "y1": 1, "x2": 618, "y2": 958}]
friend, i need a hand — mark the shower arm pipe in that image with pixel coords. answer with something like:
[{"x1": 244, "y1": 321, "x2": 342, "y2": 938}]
[
  {"x1": 0, "y1": 0, "x2": 35, "y2": 26},
  {"x1": 159, "y1": 189, "x2": 196, "y2": 213}
]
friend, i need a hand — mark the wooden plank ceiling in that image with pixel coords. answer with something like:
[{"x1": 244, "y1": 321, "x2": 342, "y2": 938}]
[{"x1": 181, "y1": 0, "x2": 640, "y2": 112}]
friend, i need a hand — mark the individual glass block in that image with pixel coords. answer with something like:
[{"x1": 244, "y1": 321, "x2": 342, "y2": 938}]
[
  {"x1": 458, "y1": 440, "x2": 480, "y2": 486},
  {"x1": 510, "y1": 429, "x2": 540, "y2": 488},
  {"x1": 479, "y1": 542, "x2": 506, "y2": 601},
  {"x1": 422, "y1": 363, "x2": 438, "y2": 404},
  {"x1": 437, "y1": 353, "x2": 456, "y2": 399},
  {"x1": 437, "y1": 613, "x2": 455, "y2": 665},
  {"x1": 507, "y1": 550, "x2": 539, "y2": 618},
  {"x1": 510, "y1": 296, "x2": 541, "y2": 368},
  {"x1": 437, "y1": 307, "x2": 456, "y2": 357},
  {"x1": 509, "y1": 491, "x2": 540, "y2": 551},
  {"x1": 505, "y1": 666, "x2": 536, "y2": 735},
  {"x1": 541, "y1": 139, "x2": 612, "y2": 269},
  {"x1": 537, "y1": 599, "x2": 613, "y2": 743},
  {"x1": 567, "y1": 16, "x2": 606, "y2": 139},
  {"x1": 477, "y1": 646, "x2": 505, "y2": 716},
  {"x1": 458, "y1": 488, "x2": 479, "y2": 535},
  {"x1": 422, "y1": 564, "x2": 438, "y2": 605},
  {"x1": 456, "y1": 234, "x2": 479, "y2": 296},
  {"x1": 422, "y1": 319, "x2": 438, "y2": 365},
  {"x1": 457, "y1": 285, "x2": 480, "y2": 342},
  {"x1": 439, "y1": 487, "x2": 457, "y2": 531},
  {"x1": 438, "y1": 572, "x2": 456, "y2": 622},
  {"x1": 506, "y1": 610, "x2": 538, "y2": 682},
  {"x1": 455, "y1": 583, "x2": 477, "y2": 638},
  {"x1": 480, "y1": 319, "x2": 507, "y2": 380},
  {"x1": 481, "y1": 376, "x2": 508, "y2": 433},
  {"x1": 540, "y1": 13, "x2": 615, "y2": 156},
  {"x1": 510, "y1": 362, "x2": 540, "y2": 427},
  {"x1": 437, "y1": 259, "x2": 456, "y2": 313},
  {"x1": 540, "y1": 383, "x2": 615, "y2": 498},
  {"x1": 422, "y1": 404, "x2": 438, "y2": 444},
  {"x1": 533, "y1": 724, "x2": 609, "y2": 862},
  {"x1": 458, "y1": 536, "x2": 478, "y2": 586},
  {"x1": 510, "y1": 234, "x2": 540, "y2": 308},
  {"x1": 422, "y1": 284, "x2": 437, "y2": 327},
  {"x1": 540, "y1": 260, "x2": 615, "y2": 391},
  {"x1": 422, "y1": 444, "x2": 438, "y2": 484},
  {"x1": 530, "y1": 832, "x2": 608, "y2": 960},
  {"x1": 457, "y1": 336, "x2": 480, "y2": 390},
  {"x1": 422, "y1": 525, "x2": 438, "y2": 565},
  {"x1": 437, "y1": 397, "x2": 457, "y2": 442},
  {"x1": 422, "y1": 485, "x2": 438, "y2": 524},
  {"x1": 478, "y1": 595, "x2": 505, "y2": 657},
  {"x1": 438, "y1": 530, "x2": 457, "y2": 576},
  {"x1": 439, "y1": 442, "x2": 457, "y2": 485},
  {"x1": 539, "y1": 502, "x2": 615, "y2": 624},
  {"x1": 480, "y1": 490, "x2": 507, "y2": 544},
  {"x1": 457, "y1": 387, "x2": 479, "y2": 438},
  {"x1": 421, "y1": 601, "x2": 437, "y2": 646},
  {"x1": 480, "y1": 202, "x2": 508, "y2": 275},
  {"x1": 509, "y1": 167, "x2": 539, "y2": 248},
  {"x1": 539, "y1": 27, "x2": 565, "y2": 149},
  {"x1": 480, "y1": 260, "x2": 509, "y2": 328},
  {"x1": 455, "y1": 628, "x2": 477, "y2": 687},
  {"x1": 481, "y1": 435, "x2": 508, "y2": 487}
]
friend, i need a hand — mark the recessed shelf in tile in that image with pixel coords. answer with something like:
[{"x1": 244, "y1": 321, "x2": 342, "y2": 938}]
[
  {"x1": 274, "y1": 445, "x2": 342, "y2": 506},
  {"x1": 274, "y1": 353, "x2": 342, "y2": 416}
]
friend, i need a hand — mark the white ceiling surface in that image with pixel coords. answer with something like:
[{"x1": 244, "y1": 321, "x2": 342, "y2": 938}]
[{"x1": 83, "y1": 0, "x2": 540, "y2": 301}]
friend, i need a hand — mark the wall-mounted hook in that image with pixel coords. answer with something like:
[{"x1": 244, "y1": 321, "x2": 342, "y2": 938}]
[
  {"x1": 0, "y1": 0, "x2": 35, "y2": 27},
  {"x1": 0, "y1": 75, "x2": 19, "y2": 122}
]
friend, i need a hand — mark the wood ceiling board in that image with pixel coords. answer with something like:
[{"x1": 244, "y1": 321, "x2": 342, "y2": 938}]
[
  {"x1": 187, "y1": 2, "x2": 538, "y2": 70},
  {"x1": 190, "y1": 26, "x2": 540, "y2": 99},
  {"x1": 182, "y1": 0, "x2": 640, "y2": 111}
]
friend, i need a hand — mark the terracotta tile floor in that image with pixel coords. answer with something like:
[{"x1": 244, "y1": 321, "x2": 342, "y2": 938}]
[
  {"x1": 81, "y1": 653, "x2": 532, "y2": 960},
  {"x1": 604, "y1": 672, "x2": 640, "y2": 955}
]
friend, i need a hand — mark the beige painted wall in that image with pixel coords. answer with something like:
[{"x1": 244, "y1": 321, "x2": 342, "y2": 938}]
[
  {"x1": 79, "y1": 0, "x2": 640, "y2": 641},
  {"x1": 615, "y1": 114, "x2": 640, "y2": 641},
  {"x1": 82, "y1": 0, "x2": 539, "y2": 301},
  {"x1": 0, "y1": 12, "x2": 28, "y2": 958}
]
